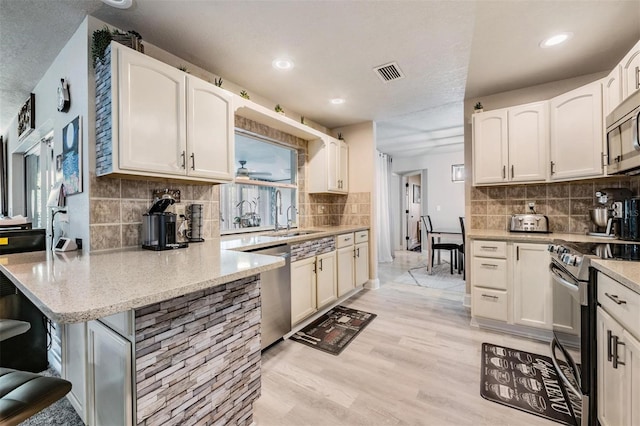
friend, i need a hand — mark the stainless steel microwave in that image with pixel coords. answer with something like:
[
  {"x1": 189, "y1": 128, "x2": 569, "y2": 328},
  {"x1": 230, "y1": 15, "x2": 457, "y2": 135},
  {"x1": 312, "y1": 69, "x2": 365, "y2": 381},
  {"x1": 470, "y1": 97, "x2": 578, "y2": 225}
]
[{"x1": 607, "y1": 90, "x2": 640, "y2": 174}]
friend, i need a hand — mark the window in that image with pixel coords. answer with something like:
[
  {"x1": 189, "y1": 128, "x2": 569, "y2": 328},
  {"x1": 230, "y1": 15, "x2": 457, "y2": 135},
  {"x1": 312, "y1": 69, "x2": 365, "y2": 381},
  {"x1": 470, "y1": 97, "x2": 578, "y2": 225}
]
[
  {"x1": 220, "y1": 131, "x2": 298, "y2": 234},
  {"x1": 23, "y1": 134, "x2": 54, "y2": 229}
]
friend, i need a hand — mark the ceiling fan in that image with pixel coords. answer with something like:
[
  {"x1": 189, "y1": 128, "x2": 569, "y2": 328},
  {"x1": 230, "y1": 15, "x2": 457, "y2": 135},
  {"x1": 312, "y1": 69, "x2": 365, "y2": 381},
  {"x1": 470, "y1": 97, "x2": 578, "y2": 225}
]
[{"x1": 236, "y1": 160, "x2": 273, "y2": 179}]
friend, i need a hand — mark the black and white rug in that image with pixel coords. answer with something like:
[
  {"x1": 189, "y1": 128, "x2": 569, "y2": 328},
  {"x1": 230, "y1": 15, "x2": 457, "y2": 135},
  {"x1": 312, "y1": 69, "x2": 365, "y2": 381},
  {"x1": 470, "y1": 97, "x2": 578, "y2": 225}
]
[{"x1": 480, "y1": 343, "x2": 581, "y2": 425}]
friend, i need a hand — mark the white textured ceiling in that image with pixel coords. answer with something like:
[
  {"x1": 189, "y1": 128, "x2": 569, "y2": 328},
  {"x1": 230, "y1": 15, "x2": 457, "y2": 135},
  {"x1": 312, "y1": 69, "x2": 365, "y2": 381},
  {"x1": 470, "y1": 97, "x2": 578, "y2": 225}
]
[{"x1": 1, "y1": 0, "x2": 639, "y2": 158}]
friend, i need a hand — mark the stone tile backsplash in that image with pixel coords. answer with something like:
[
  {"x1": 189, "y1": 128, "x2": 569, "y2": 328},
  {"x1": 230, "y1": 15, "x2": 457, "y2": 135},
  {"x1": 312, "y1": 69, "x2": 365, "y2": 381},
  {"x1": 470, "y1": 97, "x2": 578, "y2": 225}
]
[{"x1": 470, "y1": 176, "x2": 637, "y2": 233}]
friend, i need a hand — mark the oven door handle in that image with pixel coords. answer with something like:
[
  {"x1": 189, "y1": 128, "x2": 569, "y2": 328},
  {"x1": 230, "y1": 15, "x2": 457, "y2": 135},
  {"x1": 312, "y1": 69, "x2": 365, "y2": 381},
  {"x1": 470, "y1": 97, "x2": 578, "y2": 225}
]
[
  {"x1": 549, "y1": 262, "x2": 587, "y2": 306},
  {"x1": 550, "y1": 337, "x2": 583, "y2": 399}
]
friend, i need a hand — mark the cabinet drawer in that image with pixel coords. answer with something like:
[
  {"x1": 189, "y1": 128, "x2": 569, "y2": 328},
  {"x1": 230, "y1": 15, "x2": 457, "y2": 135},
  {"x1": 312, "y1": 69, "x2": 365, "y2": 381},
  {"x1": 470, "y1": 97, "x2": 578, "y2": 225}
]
[
  {"x1": 472, "y1": 240, "x2": 507, "y2": 258},
  {"x1": 471, "y1": 258, "x2": 508, "y2": 290},
  {"x1": 336, "y1": 233, "x2": 354, "y2": 248},
  {"x1": 598, "y1": 272, "x2": 640, "y2": 337},
  {"x1": 472, "y1": 287, "x2": 508, "y2": 321},
  {"x1": 355, "y1": 230, "x2": 369, "y2": 244}
]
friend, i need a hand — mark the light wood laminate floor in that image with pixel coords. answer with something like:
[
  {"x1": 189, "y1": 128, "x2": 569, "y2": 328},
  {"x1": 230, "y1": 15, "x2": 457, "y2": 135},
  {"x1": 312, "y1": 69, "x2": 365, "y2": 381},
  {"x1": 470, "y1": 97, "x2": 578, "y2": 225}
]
[{"x1": 254, "y1": 251, "x2": 555, "y2": 425}]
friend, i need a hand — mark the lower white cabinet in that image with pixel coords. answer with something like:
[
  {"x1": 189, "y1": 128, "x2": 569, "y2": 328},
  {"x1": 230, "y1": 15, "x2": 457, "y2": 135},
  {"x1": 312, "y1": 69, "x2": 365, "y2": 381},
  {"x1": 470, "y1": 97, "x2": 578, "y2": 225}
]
[
  {"x1": 597, "y1": 306, "x2": 626, "y2": 426},
  {"x1": 354, "y1": 231, "x2": 369, "y2": 286},
  {"x1": 87, "y1": 320, "x2": 133, "y2": 426},
  {"x1": 471, "y1": 240, "x2": 508, "y2": 322},
  {"x1": 512, "y1": 243, "x2": 552, "y2": 329},
  {"x1": 337, "y1": 246, "x2": 355, "y2": 297},
  {"x1": 291, "y1": 257, "x2": 318, "y2": 325},
  {"x1": 471, "y1": 287, "x2": 508, "y2": 321},
  {"x1": 62, "y1": 322, "x2": 87, "y2": 423},
  {"x1": 316, "y1": 251, "x2": 338, "y2": 308}
]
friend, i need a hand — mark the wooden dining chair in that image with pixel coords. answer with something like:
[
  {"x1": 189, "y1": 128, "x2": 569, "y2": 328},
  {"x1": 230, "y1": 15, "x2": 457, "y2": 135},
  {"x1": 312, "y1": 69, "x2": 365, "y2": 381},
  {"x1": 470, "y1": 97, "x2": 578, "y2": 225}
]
[
  {"x1": 422, "y1": 215, "x2": 459, "y2": 274},
  {"x1": 457, "y1": 217, "x2": 465, "y2": 279}
]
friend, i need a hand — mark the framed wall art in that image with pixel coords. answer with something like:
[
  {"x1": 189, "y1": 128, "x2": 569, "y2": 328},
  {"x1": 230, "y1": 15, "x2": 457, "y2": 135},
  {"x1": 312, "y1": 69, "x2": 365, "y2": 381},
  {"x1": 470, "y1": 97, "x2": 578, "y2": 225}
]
[
  {"x1": 62, "y1": 116, "x2": 83, "y2": 195},
  {"x1": 18, "y1": 93, "x2": 35, "y2": 140},
  {"x1": 413, "y1": 184, "x2": 421, "y2": 204},
  {"x1": 451, "y1": 164, "x2": 465, "y2": 182}
]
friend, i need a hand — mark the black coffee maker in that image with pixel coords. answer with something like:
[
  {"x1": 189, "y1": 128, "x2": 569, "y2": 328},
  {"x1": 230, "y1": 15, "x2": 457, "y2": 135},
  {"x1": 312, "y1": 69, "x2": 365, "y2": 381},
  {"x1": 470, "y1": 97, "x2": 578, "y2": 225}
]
[{"x1": 142, "y1": 195, "x2": 188, "y2": 250}]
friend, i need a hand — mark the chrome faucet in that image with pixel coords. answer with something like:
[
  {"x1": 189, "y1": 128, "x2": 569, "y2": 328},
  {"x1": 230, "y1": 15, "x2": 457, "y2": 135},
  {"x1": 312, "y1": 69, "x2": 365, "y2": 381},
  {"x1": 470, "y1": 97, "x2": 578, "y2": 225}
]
[
  {"x1": 274, "y1": 190, "x2": 282, "y2": 231},
  {"x1": 286, "y1": 205, "x2": 296, "y2": 231},
  {"x1": 236, "y1": 200, "x2": 251, "y2": 213}
]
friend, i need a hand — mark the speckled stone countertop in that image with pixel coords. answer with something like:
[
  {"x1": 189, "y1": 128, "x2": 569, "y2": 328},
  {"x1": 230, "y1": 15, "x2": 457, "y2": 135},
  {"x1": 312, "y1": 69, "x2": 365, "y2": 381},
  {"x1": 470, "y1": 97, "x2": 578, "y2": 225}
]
[
  {"x1": 221, "y1": 226, "x2": 369, "y2": 251},
  {"x1": 0, "y1": 240, "x2": 284, "y2": 324},
  {"x1": 592, "y1": 259, "x2": 640, "y2": 294},
  {"x1": 467, "y1": 229, "x2": 624, "y2": 244}
]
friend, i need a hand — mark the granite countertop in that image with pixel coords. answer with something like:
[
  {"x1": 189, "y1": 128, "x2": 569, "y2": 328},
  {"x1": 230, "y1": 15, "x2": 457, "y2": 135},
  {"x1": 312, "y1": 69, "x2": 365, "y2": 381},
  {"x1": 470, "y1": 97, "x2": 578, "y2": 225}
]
[
  {"x1": 467, "y1": 229, "x2": 624, "y2": 244},
  {"x1": 0, "y1": 240, "x2": 284, "y2": 324},
  {"x1": 592, "y1": 259, "x2": 640, "y2": 295},
  {"x1": 221, "y1": 226, "x2": 369, "y2": 251}
]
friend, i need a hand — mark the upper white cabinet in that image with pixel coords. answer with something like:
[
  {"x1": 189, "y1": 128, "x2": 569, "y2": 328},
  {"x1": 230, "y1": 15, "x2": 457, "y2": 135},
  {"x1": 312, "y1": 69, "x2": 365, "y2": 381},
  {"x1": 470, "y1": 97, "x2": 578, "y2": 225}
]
[
  {"x1": 308, "y1": 137, "x2": 348, "y2": 194},
  {"x1": 96, "y1": 42, "x2": 233, "y2": 183},
  {"x1": 472, "y1": 101, "x2": 547, "y2": 185},
  {"x1": 621, "y1": 39, "x2": 640, "y2": 101},
  {"x1": 549, "y1": 80, "x2": 604, "y2": 181},
  {"x1": 604, "y1": 65, "x2": 623, "y2": 117}
]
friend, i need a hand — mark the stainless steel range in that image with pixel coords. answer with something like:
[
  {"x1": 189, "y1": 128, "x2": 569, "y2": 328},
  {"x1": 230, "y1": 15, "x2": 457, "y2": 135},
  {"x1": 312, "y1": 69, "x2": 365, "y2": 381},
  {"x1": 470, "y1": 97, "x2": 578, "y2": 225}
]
[{"x1": 548, "y1": 240, "x2": 640, "y2": 426}]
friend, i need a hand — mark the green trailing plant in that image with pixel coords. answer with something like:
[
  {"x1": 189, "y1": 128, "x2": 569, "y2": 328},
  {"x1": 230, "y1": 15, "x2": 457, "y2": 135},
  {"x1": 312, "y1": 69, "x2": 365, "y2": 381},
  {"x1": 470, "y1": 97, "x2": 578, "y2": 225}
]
[
  {"x1": 92, "y1": 26, "x2": 113, "y2": 67},
  {"x1": 474, "y1": 102, "x2": 483, "y2": 111},
  {"x1": 274, "y1": 104, "x2": 284, "y2": 114},
  {"x1": 337, "y1": 133, "x2": 344, "y2": 140},
  {"x1": 177, "y1": 65, "x2": 188, "y2": 72},
  {"x1": 240, "y1": 90, "x2": 250, "y2": 99},
  {"x1": 214, "y1": 77, "x2": 223, "y2": 87}
]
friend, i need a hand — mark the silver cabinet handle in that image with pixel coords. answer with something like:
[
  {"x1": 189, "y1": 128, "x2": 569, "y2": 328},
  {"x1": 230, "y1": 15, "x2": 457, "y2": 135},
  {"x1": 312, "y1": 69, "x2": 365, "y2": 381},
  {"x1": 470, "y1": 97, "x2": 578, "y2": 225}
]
[
  {"x1": 190, "y1": 153, "x2": 195, "y2": 170},
  {"x1": 636, "y1": 65, "x2": 640, "y2": 90},
  {"x1": 356, "y1": 247, "x2": 360, "y2": 258},
  {"x1": 481, "y1": 294, "x2": 498, "y2": 300},
  {"x1": 613, "y1": 334, "x2": 625, "y2": 369},
  {"x1": 607, "y1": 330, "x2": 614, "y2": 362},
  {"x1": 318, "y1": 258, "x2": 323, "y2": 271},
  {"x1": 181, "y1": 151, "x2": 186, "y2": 169},
  {"x1": 550, "y1": 161, "x2": 555, "y2": 175},
  {"x1": 511, "y1": 165, "x2": 514, "y2": 179},
  {"x1": 605, "y1": 293, "x2": 627, "y2": 305},
  {"x1": 516, "y1": 246, "x2": 520, "y2": 261},
  {"x1": 344, "y1": 237, "x2": 351, "y2": 241},
  {"x1": 480, "y1": 245, "x2": 497, "y2": 250},
  {"x1": 480, "y1": 263, "x2": 498, "y2": 268},
  {"x1": 502, "y1": 165, "x2": 506, "y2": 179}
]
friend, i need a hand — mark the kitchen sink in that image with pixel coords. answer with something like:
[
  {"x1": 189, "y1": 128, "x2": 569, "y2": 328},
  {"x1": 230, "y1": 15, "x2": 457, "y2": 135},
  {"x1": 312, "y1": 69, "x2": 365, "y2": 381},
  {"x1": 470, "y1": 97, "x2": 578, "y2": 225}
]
[{"x1": 269, "y1": 230, "x2": 322, "y2": 238}]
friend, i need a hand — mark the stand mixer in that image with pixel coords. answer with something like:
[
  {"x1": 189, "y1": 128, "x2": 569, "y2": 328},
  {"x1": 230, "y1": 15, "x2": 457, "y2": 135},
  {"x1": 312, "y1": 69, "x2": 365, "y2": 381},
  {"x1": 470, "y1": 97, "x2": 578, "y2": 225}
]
[{"x1": 588, "y1": 188, "x2": 632, "y2": 237}]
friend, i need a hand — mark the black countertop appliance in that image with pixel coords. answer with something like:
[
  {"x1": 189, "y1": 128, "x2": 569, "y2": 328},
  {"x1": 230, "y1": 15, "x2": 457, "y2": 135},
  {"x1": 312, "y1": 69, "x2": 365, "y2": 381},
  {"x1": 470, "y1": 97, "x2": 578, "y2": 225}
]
[{"x1": 0, "y1": 228, "x2": 48, "y2": 372}]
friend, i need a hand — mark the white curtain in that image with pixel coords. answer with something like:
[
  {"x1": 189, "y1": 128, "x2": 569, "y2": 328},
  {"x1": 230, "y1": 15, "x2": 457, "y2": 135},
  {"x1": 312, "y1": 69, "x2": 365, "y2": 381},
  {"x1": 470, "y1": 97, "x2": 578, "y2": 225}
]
[{"x1": 376, "y1": 151, "x2": 393, "y2": 263}]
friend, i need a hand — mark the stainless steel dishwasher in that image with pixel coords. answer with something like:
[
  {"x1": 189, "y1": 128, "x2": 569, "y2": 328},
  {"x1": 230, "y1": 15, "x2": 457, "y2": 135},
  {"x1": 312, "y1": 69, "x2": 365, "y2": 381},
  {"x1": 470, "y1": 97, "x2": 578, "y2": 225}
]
[{"x1": 247, "y1": 244, "x2": 291, "y2": 349}]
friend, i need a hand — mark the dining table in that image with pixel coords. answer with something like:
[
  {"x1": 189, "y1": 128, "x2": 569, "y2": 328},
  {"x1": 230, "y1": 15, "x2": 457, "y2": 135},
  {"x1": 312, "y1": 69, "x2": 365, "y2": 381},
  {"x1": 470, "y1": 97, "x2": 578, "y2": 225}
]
[{"x1": 426, "y1": 228, "x2": 463, "y2": 274}]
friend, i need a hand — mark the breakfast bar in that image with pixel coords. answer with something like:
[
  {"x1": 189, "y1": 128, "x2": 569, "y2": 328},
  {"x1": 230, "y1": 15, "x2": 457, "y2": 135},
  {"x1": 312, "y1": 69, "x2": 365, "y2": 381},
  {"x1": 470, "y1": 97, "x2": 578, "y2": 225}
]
[{"x1": 0, "y1": 241, "x2": 284, "y2": 425}]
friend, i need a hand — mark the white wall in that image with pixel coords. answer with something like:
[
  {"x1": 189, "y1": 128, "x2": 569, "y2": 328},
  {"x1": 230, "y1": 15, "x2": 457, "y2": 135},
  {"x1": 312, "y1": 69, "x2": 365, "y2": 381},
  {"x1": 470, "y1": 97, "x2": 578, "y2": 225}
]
[{"x1": 393, "y1": 148, "x2": 465, "y2": 232}]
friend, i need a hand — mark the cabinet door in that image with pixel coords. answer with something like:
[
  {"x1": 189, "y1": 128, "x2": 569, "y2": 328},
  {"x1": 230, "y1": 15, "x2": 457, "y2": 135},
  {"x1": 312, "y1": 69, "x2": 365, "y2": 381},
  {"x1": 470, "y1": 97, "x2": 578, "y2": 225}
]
[
  {"x1": 338, "y1": 140, "x2": 349, "y2": 192},
  {"x1": 316, "y1": 251, "x2": 337, "y2": 308},
  {"x1": 337, "y1": 246, "x2": 355, "y2": 297},
  {"x1": 117, "y1": 46, "x2": 186, "y2": 175},
  {"x1": 472, "y1": 110, "x2": 508, "y2": 184},
  {"x1": 186, "y1": 77, "x2": 234, "y2": 181},
  {"x1": 550, "y1": 81, "x2": 603, "y2": 180},
  {"x1": 87, "y1": 320, "x2": 133, "y2": 426},
  {"x1": 621, "y1": 40, "x2": 640, "y2": 100},
  {"x1": 291, "y1": 257, "x2": 317, "y2": 325},
  {"x1": 597, "y1": 307, "x2": 625, "y2": 426},
  {"x1": 327, "y1": 138, "x2": 340, "y2": 191},
  {"x1": 604, "y1": 66, "x2": 623, "y2": 116},
  {"x1": 513, "y1": 243, "x2": 552, "y2": 329},
  {"x1": 354, "y1": 242, "x2": 369, "y2": 286},
  {"x1": 624, "y1": 329, "x2": 640, "y2": 426},
  {"x1": 62, "y1": 323, "x2": 87, "y2": 423},
  {"x1": 508, "y1": 102, "x2": 548, "y2": 182}
]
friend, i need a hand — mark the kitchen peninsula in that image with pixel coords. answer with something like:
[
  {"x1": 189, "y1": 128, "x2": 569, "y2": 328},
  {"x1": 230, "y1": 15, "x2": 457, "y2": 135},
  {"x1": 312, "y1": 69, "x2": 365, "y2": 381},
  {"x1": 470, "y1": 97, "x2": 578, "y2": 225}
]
[{"x1": 0, "y1": 241, "x2": 284, "y2": 425}]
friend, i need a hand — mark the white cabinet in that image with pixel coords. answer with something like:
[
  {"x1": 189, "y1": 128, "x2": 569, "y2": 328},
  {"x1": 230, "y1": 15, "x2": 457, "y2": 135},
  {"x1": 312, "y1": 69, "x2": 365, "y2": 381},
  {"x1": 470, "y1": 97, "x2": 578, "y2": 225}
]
[
  {"x1": 597, "y1": 271, "x2": 640, "y2": 426},
  {"x1": 337, "y1": 233, "x2": 355, "y2": 296},
  {"x1": 291, "y1": 251, "x2": 337, "y2": 325},
  {"x1": 549, "y1": 80, "x2": 604, "y2": 180},
  {"x1": 98, "y1": 42, "x2": 233, "y2": 183},
  {"x1": 472, "y1": 102, "x2": 547, "y2": 185},
  {"x1": 471, "y1": 240, "x2": 508, "y2": 321},
  {"x1": 604, "y1": 65, "x2": 623, "y2": 117},
  {"x1": 62, "y1": 322, "x2": 87, "y2": 423},
  {"x1": 316, "y1": 251, "x2": 338, "y2": 308},
  {"x1": 354, "y1": 231, "x2": 369, "y2": 287},
  {"x1": 621, "y1": 39, "x2": 640, "y2": 101},
  {"x1": 291, "y1": 257, "x2": 318, "y2": 325},
  {"x1": 308, "y1": 137, "x2": 348, "y2": 194},
  {"x1": 87, "y1": 320, "x2": 133, "y2": 426},
  {"x1": 512, "y1": 243, "x2": 551, "y2": 329}
]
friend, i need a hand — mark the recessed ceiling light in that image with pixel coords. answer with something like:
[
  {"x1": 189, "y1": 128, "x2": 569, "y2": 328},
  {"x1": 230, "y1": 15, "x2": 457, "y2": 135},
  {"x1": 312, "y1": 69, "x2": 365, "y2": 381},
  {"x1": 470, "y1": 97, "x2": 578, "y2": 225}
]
[
  {"x1": 539, "y1": 32, "x2": 573, "y2": 48},
  {"x1": 101, "y1": 0, "x2": 132, "y2": 9},
  {"x1": 272, "y1": 59, "x2": 294, "y2": 70},
  {"x1": 330, "y1": 98, "x2": 345, "y2": 105}
]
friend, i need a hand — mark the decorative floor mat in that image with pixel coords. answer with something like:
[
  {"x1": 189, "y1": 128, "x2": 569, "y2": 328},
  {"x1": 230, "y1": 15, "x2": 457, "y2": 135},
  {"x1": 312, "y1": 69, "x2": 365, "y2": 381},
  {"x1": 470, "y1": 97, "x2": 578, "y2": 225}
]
[
  {"x1": 480, "y1": 343, "x2": 581, "y2": 425},
  {"x1": 290, "y1": 306, "x2": 376, "y2": 355}
]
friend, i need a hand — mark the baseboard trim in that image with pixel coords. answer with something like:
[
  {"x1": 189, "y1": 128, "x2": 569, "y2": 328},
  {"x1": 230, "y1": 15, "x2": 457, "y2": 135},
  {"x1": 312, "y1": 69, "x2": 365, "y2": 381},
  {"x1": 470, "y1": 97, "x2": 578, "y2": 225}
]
[
  {"x1": 365, "y1": 278, "x2": 380, "y2": 290},
  {"x1": 471, "y1": 317, "x2": 556, "y2": 344},
  {"x1": 463, "y1": 292, "x2": 471, "y2": 308}
]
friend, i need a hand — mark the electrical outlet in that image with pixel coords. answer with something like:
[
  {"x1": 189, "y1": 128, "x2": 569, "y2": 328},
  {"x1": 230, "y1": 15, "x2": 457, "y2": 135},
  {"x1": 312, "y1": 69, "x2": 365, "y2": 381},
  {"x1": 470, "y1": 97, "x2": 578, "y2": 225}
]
[
  {"x1": 351, "y1": 204, "x2": 358, "y2": 214},
  {"x1": 175, "y1": 204, "x2": 186, "y2": 217},
  {"x1": 318, "y1": 205, "x2": 325, "y2": 213},
  {"x1": 527, "y1": 201, "x2": 536, "y2": 211}
]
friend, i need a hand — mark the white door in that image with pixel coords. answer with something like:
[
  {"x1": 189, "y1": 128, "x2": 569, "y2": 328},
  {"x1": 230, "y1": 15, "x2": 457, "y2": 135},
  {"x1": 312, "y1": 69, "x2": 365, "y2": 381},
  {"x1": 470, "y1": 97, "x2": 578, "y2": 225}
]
[
  {"x1": 472, "y1": 109, "x2": 508, "y2": 184},
  {"x1": 87, "y1": 320, "x2": 133, "y2": 426},
  {"x1": 290, "y1": 257, "x2": 317, "y2": 325},
  {"x1": 508, "y1": 102, "x2": 548, "y2": 182},
  {"x1": 316, "y1": 251, "x2": 337, "y2": 308},
  {"x1": 327, "y1": 138, "x2": 339, "y2": 191},
  {"x1": 338, "y1": 140, "x2": 349, "y2": 192},
  {"x1": 186, "y1": 76, "x2": 233, "y2": 181},
  {"x1": 337, "y1": 246, "x2": 355, "y2": 297},
  {"x1": 621, "y1": 40, "x2": 640, "y2": 100},
  {"x1": 513, "y1": 243, "x2": 552, "y2": 329},
  {"x1": 117, "y1": 46, "x2": 186, "y2": 175},
  {"x1": 624, "y1": 329, "x2": 640, "y2": 426},
  {"x1": 597, "y1": 307, "x2": 625, "y2": 426},
  {"x1": 354, "y1": 242, "x2": 369, "y2": 286},
  {"x1": 604, "y1": 66, "x2": 623, "y2": 116},
  {"x1": 549, "y1": 81, "x2": 603, "y2": 180}
]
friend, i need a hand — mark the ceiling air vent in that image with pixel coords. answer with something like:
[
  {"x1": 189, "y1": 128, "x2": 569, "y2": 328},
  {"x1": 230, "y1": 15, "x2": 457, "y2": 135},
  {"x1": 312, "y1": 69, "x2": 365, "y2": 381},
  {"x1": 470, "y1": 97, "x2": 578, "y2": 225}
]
[{"x1": 373, "y1": 62, "x2": 405, "y2": 83}]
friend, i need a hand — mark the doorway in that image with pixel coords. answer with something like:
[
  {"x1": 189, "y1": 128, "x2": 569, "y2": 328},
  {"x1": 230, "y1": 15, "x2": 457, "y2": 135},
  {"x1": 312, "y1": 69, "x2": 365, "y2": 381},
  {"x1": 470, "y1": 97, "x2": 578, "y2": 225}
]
[{"x1": 401, "y1": 171, "x2": 424, "y2": 252}]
